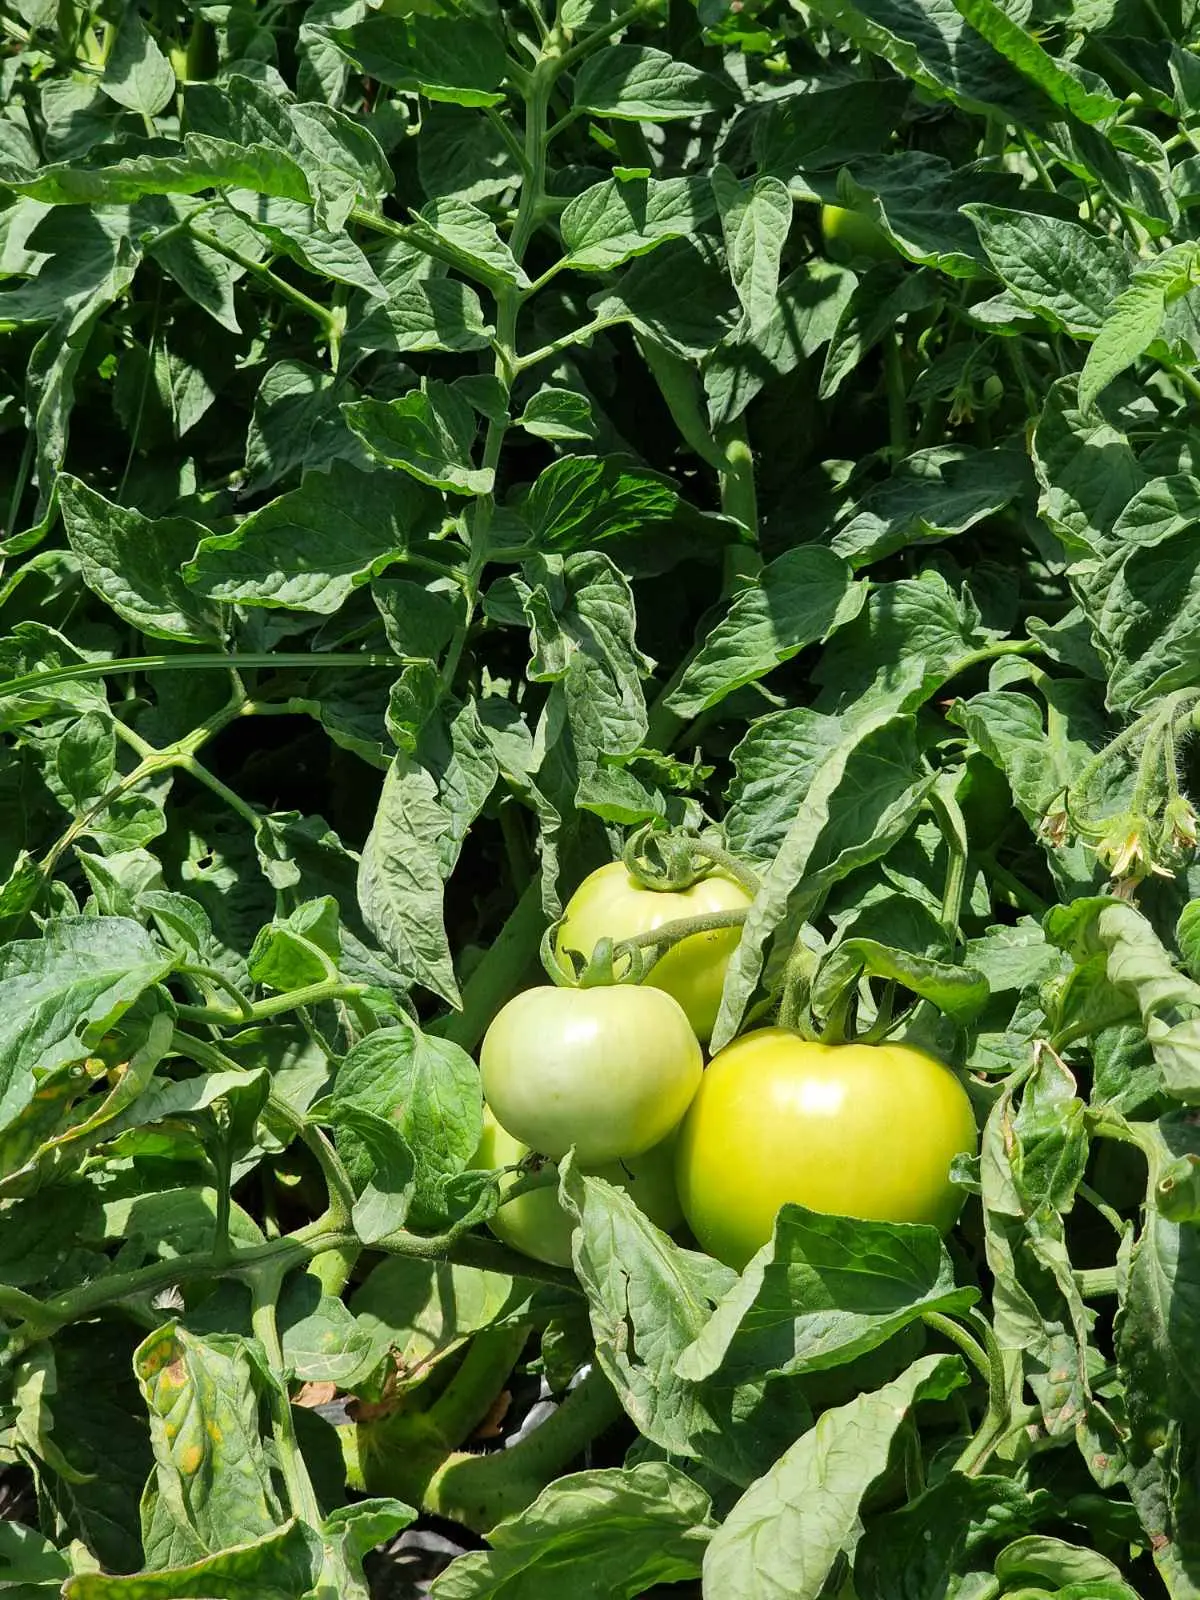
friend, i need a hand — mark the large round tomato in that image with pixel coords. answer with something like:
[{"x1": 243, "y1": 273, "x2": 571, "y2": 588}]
[
  {"x1": 675, "y1": 1030, "x2": 978, "y2": 1269},
  {"x1": 475, "y1": 1109, "x2": 683, "y2": 1267},
  {"x1": 555, "y1": 861, "x2": 751, "y2": 1043},
  {"x1": 480, "y1": 984, "x2": 702, "y2": 1163},
  {"x1": 821, "y1": 204, "x2": 894, "y2": 265}
]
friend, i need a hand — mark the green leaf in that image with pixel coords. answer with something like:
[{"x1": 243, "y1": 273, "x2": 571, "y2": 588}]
[
  {"x1": 821, "y1": 270, "x2": 939, "y2": 398},
  {"x1": 1070, "y1": 902, "x2": 1200, "y2": 1102},
  {"x1": 418, "y1": 103, "x2": 522, "y2": 203},
  {"x1": 966, "y1": 206, "x2": 1131, "y2": 335},
  {"x1": 572, "y1": 45, "x2": 734, "y2": 122},
  {"x1": 243, "y1": 360, "x2": 366, "y2": 491},
  {"x1": 855, "y1": 1474, "x2": 1042, "y2": 1600},
  {"x1": 343, "y1": 384, "x2": 491, "y2": 495},
  {"x1": 801, "y1": 0, "x2": 1051, "y2": 124},
  {"x1": 1030, "y1": 377, "x2": 1144, "y2": 559},
  {"x1": 1080, "y1": 243, "x2": 1200, "y2": 410},
  {"x1": 184, "y1": 462, "x2": 436, "y2": 614},
  {"x1": 516, "y1": 388, "x2": 598, "y2": 442},
  {"x1": 814, "y1": 937, "x2": 989, "y2": 1022},
  {"x1": 949, "y1": 0, "x2": 1119, "y2": 122},
  {"x1": 813, "y1": 569, "x2": 998, "y2": 717},
  {"x1": 701, "y1": 1355, "x2": 968, "y2": 1599},
  {"x1": 351, "y1": 1256, "x2": 536, "y2": 1383},
  {"x1": 17, "y1": 1324, "x2": 152, "y2": 1572},
  {"x1": 716, "y1": 710, "x2": 931, "y2": 1046},
  {"x1": 518, "y1": 551, "x2": 652, "y2": 817},
  {"x1": 57, "y1": 477, "x2": 217, "y2": 644},
  {"x1": 330, "y1": 15, "x2": 507, "y2": 107},
  {"x1": 665, "y1": 548, "x2": 862, "y2": 718},
  {"x1": 323, "y1": 1498, "x2": 416, "y2": 1567},
  {"x1": 830, "y1": 447, "x2": 1032, "y2": 568},
  {"x1": 949, "y1": 683, "x2": 1101, "y2": 832},
  {"x1": 23, "y1": 242, "x2": 141, "y2": 533},
  {"x1": 63, "y1": 1522, "x2": 321, "y2": 1599},
  {"x1": 589, "y1": 235, "x2": 737, "y2": 360},
  {"x1": 347, "y1": 279, "x2": 494, "y2": 357},
  {"x1": 837, "y1": 154, "x2": 1026, "y2": 279},
  {"x1": 711, "y1": 166, "x2": 792, "y2": 333},
  {"x1": 413, "y1": 196, "x2": 528, "y2": 287},
  {"x1": 0, "y1": 1518, "x2": 72, "y2": 1588},
  {"x1": 324, "y1": 1101, "x2": 417, "y2": 1242},
  {"x1": 677, "y1": 1208, "x2": 977, "y2": 1386},
  {"x1": 182, "y1": 76, "x2": 391, "y2": 218},
  {"x1": 753, "y1": 79, "x2": 911, "y2": 185},
  {"x1": 430, "y1": 1464, "x2": 715, "y2": 1598},
  {"x1": 247, "y1": 897, "x2": 340, "y2": 991},
  {"x1": 516, "y1": 457, "x2": 678, "y2": 553},
  {"x1": 561, "y1": 175, "x2": 718, "y2": 272},
  {"x1": 298, "y1": 0, "x2": 369, "y2": 104},
  {"x1": 99, "y1": 8, "x2": 176, "y2": 118},
  {"x1": 330, "y1": 1019, "x2": 482, "y2": 1227},
  {"x1": 134, "y1": 1324, "x2": 285, "y2": 1566},
  {"x1": 1094, "y1": 524, "x2": 1200, "y2": 707},
  {"x1": 6, "y1": 140, "x2": 314, "y2": 206},
  {"x1": 1114, "y1": 1135, "x2": 1200, "y2": 1586},
  {"x1": 225, "y1": 193, "x2": 386, "y2": 297},
  {"x1": 704, "y1": 257, "x2": 857, "y2": 426},
  {"x1": 559, "y1": 1161, "x2": 811, "y2": 1481},
  {"x1": 357, "y1": 755, "x2": 461, "y2": 1005},
  {"x1": 0, "y1": 917, "x2": 175, "y2": 1135},
  {"x1": 994, "y1": 1536, "x2": 1140, "y2": 1595}
]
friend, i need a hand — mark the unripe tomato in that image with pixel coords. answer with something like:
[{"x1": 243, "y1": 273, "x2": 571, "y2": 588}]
[
  {"x1": 480, "y1": 984, "x2": 702, "y2": 1164},
  {"x1": 555, "y1": 861, "x2": 752, "y2": 1044},
  {"x1": 475, "y1": 1109, "x2": 683, "y2": 1267},
  {"x1": 821, "y1": 204, "x2": 894, "y2": 265},
  {"x1": 675, "y1": 1030, "x2": 978, "y2": 1269}
]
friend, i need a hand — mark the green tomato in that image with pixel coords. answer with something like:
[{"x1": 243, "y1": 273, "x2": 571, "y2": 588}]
[
  {"x1": 821, "y1": 204, "x2": 894, "y2": 265},
  {"x1": 555, "y1": 861, "x2": 752, "y2": 1043},
  {"x1": 475, "y1": 1108, "x2": 683, "y2": 1267},
  {"x1": 675, "y1": 1029, "x2": 978, "y2": 1270},
  {"x1": 480, "y1": 984, "x2": 702, "y2": 1163}
]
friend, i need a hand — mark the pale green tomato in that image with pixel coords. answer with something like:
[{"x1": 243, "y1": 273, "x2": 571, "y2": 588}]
[
  {"x1": 480, "y1": 984, "x2": 702, "y2": 1163},
  {"x1": 476, "y1": 1108, "x2": 683, "y2": 1267},
  {"x1": 555, "y1": 861, "x2": 751, "y2": 1043},
  {"x1": 676, "y1": 1029, "x2": 978, "y2": 1269},
  {"x1": 821, "y1": 204, "x2": 894, "y2": 265}
]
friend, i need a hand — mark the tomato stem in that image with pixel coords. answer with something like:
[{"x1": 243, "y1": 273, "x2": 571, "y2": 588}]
[
  {"x1": 249, "y1": 1266, "x2": 326, "y2": 1533},
  {"x1": 409, "y1": 1369, "x2": 624, "y2": 1529},
  {"x1": 610, "y1": 909, "x2": 748, "y2": 967},
  {"x1": 688, "y1": 837, "x2": 762, "y2": 897},
  {"x1": 928, "y1": 779, "x2": 969, "y2": 940},
  {"x1": 778, "y1": 941, "x2": 819, "y2": 1036}
]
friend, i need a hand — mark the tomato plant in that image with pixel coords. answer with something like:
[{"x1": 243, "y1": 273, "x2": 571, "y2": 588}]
[
  {"x1": 475, "y1": 1109, "x2": 682, "y2": 1266},
  {"x1": 674, "y1": 1030, "x2": 979, "y2": 1268},
  {"x1": 479, "y1": 983, "x2": 703, "y2": 1162},
  {"x1": 4, "y1": 0, "x2": 1200, "y2": 1594},
  {"x1": 554, "y1": 861, "x2": 752, "y2": 1041}
]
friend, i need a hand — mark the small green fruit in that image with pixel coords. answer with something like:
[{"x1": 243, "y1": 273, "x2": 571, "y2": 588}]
[{"x1": 821, "y1": 204, "x2": 894, "y2": 265}]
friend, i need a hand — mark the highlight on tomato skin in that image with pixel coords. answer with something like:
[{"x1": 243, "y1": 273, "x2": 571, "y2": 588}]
[
  {"x1": 474, "y1": 1108, "x2": 683, "y2": 1268},
  {"x1": 674, "y1": 1028, "x2": 979, "y2": 1271},
  {"x1": 554, "y1": 860, "x2": 752, "y2": 1044},
  {"x1": 478, "y1": 982, "x2": 704, "y2": 1165}
]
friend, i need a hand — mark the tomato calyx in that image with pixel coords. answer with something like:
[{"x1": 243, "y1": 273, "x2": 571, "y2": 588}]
[
  {"x1": 778, "y1": 936, "x2": 923, "y2": 1050},
  {"x1": 622, "y1": 823, "x2": 760, "y2": 898}
]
